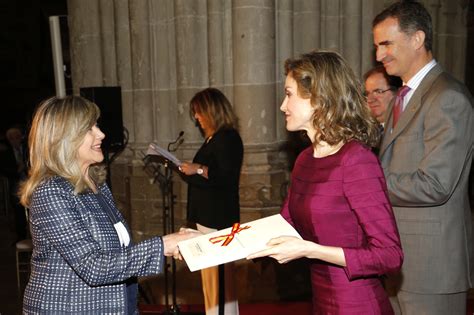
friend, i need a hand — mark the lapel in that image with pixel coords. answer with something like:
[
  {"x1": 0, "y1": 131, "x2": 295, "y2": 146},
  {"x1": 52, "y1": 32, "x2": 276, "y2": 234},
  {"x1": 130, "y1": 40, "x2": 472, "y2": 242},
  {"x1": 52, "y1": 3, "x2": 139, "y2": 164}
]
[{"x1": 379, "y1": 64, "x2": 443, "y2": 158}]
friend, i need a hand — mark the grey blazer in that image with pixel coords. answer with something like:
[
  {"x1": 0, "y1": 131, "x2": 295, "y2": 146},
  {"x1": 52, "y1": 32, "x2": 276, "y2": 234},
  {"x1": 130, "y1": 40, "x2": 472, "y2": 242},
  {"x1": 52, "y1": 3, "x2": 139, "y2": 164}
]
[
  {"x1": 379, "y1": 64, "x2": 474, "y2": 293},
  {"x1": 23, "y1": 176, "x2": 165, "y2": 314}
]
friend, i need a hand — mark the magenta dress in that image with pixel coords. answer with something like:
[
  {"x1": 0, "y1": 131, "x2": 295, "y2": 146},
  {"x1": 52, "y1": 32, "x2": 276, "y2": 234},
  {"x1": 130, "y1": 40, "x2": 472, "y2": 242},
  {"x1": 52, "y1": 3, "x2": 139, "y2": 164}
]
[{"x1": 282, "y1": 141, "x2": 403, "y2": 315}]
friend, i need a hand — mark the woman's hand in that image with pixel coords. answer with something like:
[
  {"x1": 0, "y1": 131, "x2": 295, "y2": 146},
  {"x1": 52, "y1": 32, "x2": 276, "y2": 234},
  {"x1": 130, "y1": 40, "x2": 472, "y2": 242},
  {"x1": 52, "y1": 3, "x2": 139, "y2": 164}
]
[
  {"x1": 247, "y1": 236, "x2": 347, "y2": 266},
  {"x1": 179, "y1": 162, "x2": 208, "y2": 178},
  {"x1": 162, "y1": 228, "x2": 202, "y2": 258},
  {"x1": 246, "y1": 236, "x2": 315, "y2": 264},
  {"x1": 179, "y1": 162, "x2": 199, "y2": 175}
]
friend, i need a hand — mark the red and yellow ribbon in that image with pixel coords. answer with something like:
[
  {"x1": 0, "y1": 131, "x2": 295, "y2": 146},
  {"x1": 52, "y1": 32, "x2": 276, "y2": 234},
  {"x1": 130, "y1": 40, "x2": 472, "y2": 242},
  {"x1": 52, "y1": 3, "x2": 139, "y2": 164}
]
[{"x1": 209, "y1": 223, "x2": 251, "y2": 246}]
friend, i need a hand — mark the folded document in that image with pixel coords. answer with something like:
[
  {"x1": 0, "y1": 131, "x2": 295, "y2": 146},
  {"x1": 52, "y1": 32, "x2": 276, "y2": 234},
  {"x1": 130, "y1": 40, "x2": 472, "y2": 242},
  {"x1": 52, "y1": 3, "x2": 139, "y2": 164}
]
[{"x1": 178, "y1": 214, "x2": 301, "y2": 272}]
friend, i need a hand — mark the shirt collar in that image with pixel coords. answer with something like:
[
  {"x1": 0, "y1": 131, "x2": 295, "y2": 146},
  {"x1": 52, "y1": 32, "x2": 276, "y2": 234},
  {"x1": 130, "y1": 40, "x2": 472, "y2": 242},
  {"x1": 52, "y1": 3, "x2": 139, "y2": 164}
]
[{"x1": 405, "y1": 59, "x2": 437, "y2": 91}]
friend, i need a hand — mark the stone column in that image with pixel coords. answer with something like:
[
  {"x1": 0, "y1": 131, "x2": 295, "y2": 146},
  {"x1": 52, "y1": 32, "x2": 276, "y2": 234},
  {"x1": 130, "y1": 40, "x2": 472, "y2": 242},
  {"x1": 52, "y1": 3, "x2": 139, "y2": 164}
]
[
  {"x1": 126, "y1": 0, "x2": 164, "y2": 240},
  {"x1": 432, "y1": 0, "x2": 468, "y2": 81},
  {"x1": 68, "y1": 0, "x2": 103, "y2": 91},
  {"x1": 342, "y1": 0, "x2": 363, "y2": 75},
  {"x1": 208, "y1": 0, "x2": 233, "y2": 96},
  {"x1": 361, "y1": 0, "x2": 378, "y2": 75},
  {"x1": 114, "y1": 0, "x2": 134, "y2": 145},
  {"x1": 174, "y1": 0, "x2": 209, "y2": 144},
  {"x1": 149, "y1": 0, "x2": 178, "y2": 146},
  {"x1": 321, "y1": 0, "x2": 342, "y2": 51},
  {"x1": 129, "y1": 0, "x2": 154, "y2": 149},
  {"x1": 293, "y1": 0, "x2": 320, "y2": 54},
  {"x1": 98, "y1": 0, "x2": 118, "y2": 86},
  {"x1": 233, "y1": 0, "x2": 285, "y2": 220},
  {"x1": 276, "y1": 0, "x2": 293, "y2": 140},
  {"x1": 232, "y1": 0, "x2": 276, "y2": 144}
]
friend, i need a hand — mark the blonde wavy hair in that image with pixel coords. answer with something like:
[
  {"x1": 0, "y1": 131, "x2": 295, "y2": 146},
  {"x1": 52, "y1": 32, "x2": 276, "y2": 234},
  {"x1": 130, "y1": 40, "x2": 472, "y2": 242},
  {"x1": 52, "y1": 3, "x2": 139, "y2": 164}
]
[
  {"x1": 20, "y1": 96, "x2": 107, "y2": 207},
  {"x1": 284, "y1": 50, "x2": 380, "y2": 147}
]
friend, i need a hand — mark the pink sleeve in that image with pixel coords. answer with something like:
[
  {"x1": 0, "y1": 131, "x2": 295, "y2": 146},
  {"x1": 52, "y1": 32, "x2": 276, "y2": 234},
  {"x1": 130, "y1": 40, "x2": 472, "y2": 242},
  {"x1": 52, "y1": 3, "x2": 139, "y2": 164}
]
[
  {"x1": 280, "y1": 189, "x2": 294, "y2": 226},
  {"x1": 342, "y1": 151, "x2": 403, "y2": 279}
]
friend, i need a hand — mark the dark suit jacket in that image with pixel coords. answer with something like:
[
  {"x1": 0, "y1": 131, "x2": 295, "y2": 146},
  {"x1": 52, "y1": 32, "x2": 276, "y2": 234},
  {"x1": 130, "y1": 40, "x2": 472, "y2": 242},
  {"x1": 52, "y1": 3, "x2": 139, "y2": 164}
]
[
  {"x1": 186, "y1": 128, "x2": 243, "y2": 230},
  {"x1": 379, "y1": 64, "x2": 474, "y2": 293}
]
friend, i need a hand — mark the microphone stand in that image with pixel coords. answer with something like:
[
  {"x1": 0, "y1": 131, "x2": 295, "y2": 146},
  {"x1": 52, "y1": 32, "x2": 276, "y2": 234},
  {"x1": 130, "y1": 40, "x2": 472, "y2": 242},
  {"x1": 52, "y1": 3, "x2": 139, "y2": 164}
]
[
  {"x1": 164, "y1": 135, "x2": 185, "y2": 315},
  {"x1": 143, "y1": 134, "x2": 184, "y2": 315},
  {"x1": 162, "y1": 158, "x2": 179, "y2": 315}
]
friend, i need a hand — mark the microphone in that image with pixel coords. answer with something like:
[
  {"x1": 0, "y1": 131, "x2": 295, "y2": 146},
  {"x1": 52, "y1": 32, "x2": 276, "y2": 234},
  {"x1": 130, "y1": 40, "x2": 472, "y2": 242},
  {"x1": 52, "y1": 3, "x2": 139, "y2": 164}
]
[{"x1": 168, "y1": 131, "x2": 184, "y2": 151}]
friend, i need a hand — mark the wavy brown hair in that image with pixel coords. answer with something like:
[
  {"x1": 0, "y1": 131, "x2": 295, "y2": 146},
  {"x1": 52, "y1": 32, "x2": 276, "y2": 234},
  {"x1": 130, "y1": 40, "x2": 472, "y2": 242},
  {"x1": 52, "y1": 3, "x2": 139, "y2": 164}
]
[
  {"x1": 19, "y1": 96, "x2": 107, "y2": 207},
  {"x1": 284, "y1": 50, "x2": 380, "y2": 147},
  {"x1": 189, "y1": 88, "x2": 239, "y2": 132}
]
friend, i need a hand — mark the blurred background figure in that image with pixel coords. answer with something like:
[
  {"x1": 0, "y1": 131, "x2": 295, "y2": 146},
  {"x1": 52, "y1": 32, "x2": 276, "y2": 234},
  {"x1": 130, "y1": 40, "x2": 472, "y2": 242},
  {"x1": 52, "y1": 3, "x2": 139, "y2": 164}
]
[
  {"x1": 6, "y1": 127, "x2": 27, "y2": 178},
  {"x1": 179, "y1": 87, "x2": 243, "y2": 315},
  {"x1": 0, "y1": 126, "x2": 28, "y2": 241},
  {"x1": 363, "y1": 65, "x2": 402, "y2": 126}
]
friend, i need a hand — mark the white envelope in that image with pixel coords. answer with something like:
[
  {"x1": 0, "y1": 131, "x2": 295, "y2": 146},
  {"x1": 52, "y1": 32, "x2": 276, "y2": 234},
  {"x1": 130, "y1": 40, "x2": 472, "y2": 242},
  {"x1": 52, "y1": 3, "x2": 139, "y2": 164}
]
[{"x1": 178, "y1": 214, "x2": 301, "y2": 272}]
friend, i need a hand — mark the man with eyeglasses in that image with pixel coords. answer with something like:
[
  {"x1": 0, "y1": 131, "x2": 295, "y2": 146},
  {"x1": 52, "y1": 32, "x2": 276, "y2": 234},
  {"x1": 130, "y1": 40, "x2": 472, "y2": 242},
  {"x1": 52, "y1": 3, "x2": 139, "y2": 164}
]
[{"x1": 363, "y1": 65, "x2": 402, "y2": 126}]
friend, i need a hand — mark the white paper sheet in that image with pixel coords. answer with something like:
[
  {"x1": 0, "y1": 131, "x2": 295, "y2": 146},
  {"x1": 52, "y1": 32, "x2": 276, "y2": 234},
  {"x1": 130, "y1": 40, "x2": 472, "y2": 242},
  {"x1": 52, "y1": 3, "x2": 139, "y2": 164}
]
[
  {"x1": 146, "y1": 143, "x2": 182, "y2": 166},
  {"x1": 178, "y1": 214, "x2": 301, "y2": 272}
]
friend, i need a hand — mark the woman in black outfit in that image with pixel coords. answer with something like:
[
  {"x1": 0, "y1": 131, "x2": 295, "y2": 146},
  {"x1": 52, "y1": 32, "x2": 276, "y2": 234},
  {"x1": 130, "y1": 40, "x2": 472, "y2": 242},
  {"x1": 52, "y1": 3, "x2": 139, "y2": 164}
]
[{"x1": 179, "y1": 87, "x2": 243, "y2": 315}]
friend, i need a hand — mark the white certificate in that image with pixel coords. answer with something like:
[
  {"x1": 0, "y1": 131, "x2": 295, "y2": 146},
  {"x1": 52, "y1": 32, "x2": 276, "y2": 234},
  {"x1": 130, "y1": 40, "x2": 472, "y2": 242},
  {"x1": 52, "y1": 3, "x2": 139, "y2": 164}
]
[{"x1": 178, "y1": 214, "x2": 301, "y2": 272}]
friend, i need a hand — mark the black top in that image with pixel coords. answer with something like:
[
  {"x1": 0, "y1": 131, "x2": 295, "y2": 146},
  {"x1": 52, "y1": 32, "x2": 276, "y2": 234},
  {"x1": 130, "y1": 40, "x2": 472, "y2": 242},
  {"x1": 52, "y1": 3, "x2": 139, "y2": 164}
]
[{"x1": 186, "y1": 128, "x2": 243, "y2": 229}]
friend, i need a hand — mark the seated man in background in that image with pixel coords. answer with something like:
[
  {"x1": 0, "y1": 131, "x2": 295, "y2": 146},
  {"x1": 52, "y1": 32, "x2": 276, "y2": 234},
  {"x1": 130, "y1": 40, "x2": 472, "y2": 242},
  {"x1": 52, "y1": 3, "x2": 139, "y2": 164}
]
[
  {"x1": 364, "y1": 65, "x2": 402, "y2": 126},
  {"x1": 0, "y1": 127, "x2": 28, "y2": 241}
]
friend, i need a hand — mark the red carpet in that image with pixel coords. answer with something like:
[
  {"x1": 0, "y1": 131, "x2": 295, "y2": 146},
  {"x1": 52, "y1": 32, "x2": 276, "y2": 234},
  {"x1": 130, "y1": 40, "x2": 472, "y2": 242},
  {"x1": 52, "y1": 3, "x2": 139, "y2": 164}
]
[
  {"x1": 139, "y1": 302, "x2": 312, "y2": 315},
  {"x1": 141, "y1": 299, "x2": 474, "y2": 315}
]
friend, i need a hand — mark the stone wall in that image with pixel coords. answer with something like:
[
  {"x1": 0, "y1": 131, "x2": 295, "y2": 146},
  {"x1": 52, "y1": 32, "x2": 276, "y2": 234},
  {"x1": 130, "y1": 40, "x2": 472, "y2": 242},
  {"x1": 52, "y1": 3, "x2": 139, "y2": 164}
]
[{"x1": 67, "y1": 0, "x2": 470, "y2": 304}]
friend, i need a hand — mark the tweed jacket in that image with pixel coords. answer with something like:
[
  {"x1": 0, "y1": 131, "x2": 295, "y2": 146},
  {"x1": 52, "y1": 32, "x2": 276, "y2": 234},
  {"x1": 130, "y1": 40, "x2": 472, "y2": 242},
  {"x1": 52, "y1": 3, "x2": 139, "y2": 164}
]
[
  {"x1": 23, "y1": 176, "x2": 165, "y2": 314},
  {"x1": 379, "y1": 64, "x2": 474, "y2": 293}
]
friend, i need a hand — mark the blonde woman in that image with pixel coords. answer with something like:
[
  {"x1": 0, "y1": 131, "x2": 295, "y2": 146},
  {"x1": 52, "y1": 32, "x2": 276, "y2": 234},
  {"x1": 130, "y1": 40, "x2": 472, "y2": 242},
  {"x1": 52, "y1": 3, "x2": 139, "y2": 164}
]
[{"x1": 20, "y1": 96, "x2": 198, "y2": 314}]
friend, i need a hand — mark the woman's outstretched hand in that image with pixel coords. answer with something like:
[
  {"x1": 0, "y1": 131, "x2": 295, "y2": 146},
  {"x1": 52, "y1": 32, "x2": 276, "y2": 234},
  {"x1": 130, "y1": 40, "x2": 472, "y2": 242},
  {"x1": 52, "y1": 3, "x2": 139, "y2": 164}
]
[
  {"x1": 247, "y1": 236, "x2": 346, "y2": 266},
  {"x1": 246, "y1": 236, "x2": 314, "y2": 264},
  {"x1": 162, "y1": 228, "x2": 202, "y2": 259}
]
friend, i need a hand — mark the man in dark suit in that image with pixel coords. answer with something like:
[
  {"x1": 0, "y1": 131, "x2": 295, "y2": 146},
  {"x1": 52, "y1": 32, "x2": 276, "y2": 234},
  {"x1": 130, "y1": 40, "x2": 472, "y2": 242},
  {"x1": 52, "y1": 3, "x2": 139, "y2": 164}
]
[{"x1": 373, "y1": 2, "x2": 473, "y2": 314}]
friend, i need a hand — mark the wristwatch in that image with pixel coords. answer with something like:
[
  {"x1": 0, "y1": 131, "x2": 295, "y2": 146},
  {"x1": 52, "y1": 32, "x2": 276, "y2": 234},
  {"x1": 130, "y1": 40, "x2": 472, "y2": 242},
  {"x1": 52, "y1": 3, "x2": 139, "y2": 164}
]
[{"x1": 196, "y1": 166, "x2": 204, "y2": 175}]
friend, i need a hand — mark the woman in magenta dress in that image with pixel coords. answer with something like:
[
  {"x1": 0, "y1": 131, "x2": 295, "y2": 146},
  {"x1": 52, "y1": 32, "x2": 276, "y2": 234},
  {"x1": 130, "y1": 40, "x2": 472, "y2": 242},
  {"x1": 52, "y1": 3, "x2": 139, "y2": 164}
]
[{"x1": 248, "y1": 51, "x2": 403, "y2": 314}]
